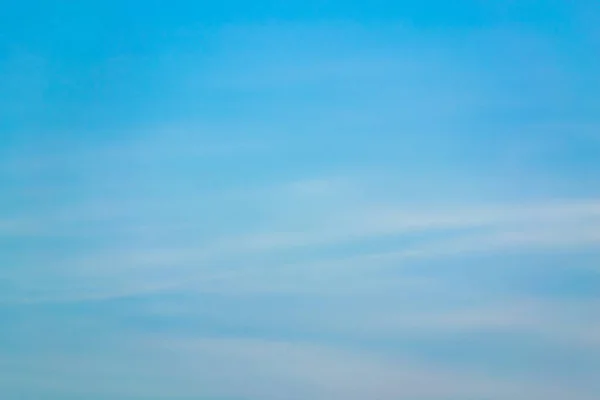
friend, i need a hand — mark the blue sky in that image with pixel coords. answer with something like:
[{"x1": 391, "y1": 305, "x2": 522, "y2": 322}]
[{"x1": 1, "y1": 1, "x2": 599, "y2": 399}]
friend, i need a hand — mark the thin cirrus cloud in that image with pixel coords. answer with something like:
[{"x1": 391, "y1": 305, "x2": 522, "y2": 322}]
[{"x1": 2, "y1": 178, "x2": 600, "y2": 303}]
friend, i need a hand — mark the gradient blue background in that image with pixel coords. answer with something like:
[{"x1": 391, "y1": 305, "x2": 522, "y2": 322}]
[{"x1": 1, "y1": 1, "x2": 599, "y2": 399}]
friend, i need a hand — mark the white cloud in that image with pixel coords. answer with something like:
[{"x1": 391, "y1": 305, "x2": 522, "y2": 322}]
[
  {"x1": 3, "y1": 184, "x2": 600, "y2": 303},
  {"x1": 204, "y1": 196, "x2": 600, "y2": 255}
]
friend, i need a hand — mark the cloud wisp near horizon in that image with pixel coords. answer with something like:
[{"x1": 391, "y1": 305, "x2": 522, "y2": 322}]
[{"x1": 1, "y1": 1, "x2": 600, "y2": 399}]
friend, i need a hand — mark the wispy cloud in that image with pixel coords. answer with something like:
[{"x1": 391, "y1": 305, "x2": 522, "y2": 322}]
[{"x1": 3, "y1": 174, "x2": 599, "y2": 304}]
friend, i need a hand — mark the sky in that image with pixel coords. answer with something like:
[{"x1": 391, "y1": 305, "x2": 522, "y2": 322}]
[{"x1": 1, "y1": 1, "x2": 599, "y2": 399}]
